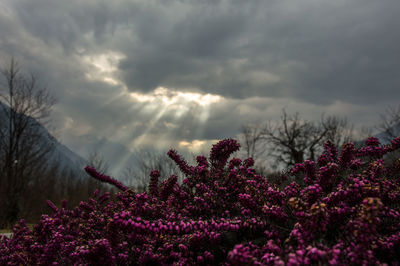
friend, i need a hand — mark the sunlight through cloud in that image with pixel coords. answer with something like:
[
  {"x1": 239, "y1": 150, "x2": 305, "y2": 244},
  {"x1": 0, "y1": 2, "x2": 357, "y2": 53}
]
[
  {"x1": 179, "y1": 140, "x2": 207, "y2": 152},
  {"x1": 82, "y1": 51, "x2": 125, "y2": 86},
  {"x1": 129, "y1": 87, "x2": 222, "y2": 107},
  {"x1": 126, "y1": 87, "x2": 223, "y2": 149}
]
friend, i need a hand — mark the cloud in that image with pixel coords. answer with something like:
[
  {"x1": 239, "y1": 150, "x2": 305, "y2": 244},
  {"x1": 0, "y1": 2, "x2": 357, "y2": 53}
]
[
  {"x1": 4, "y1": 0, "x2": 400, "y2": 103},
  {"x1": 1, "y1": 0, "x2": 399, "y2": 167}
]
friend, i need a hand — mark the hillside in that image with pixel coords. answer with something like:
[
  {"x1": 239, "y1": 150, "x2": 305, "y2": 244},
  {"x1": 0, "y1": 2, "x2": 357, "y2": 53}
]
[{"x1": 0, "y1": 102, "x2": 87, "y2": 177}]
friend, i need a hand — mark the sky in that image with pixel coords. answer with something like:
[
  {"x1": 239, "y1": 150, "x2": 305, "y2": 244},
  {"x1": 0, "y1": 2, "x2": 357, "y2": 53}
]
[{"x1": 0, "y1": 0, "x2": 399, "y2": 167}]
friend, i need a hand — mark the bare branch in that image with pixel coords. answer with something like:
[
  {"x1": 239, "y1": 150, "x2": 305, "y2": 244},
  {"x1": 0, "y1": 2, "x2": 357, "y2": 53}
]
[
  {"x1": 377, "y1": 105, "x2": 400, "y2": 143},
  {"x1": 242, "y1": 110, "x2": 355, "y2": 170},
  {"x1": 0, "y1": 58, "x2": 56, "y2": 226}
]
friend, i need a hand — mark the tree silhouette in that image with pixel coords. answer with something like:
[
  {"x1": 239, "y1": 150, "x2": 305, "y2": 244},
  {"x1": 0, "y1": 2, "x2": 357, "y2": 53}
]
[{"x1": 0, "y1": 58, "x2": 56, "y2": 227}]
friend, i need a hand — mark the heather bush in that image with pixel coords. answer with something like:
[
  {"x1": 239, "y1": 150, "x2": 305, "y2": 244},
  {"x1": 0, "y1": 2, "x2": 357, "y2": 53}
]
[{"x1": 1, "y1": 137, "x2": 400, "y2": 265}]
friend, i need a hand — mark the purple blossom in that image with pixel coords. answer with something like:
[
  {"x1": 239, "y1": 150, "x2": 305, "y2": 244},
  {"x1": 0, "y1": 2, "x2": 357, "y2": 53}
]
[
  {"x1": 365, "y1": 137, "x2": 380, "y2": 146},
  {"x1": 1, "y1": 137, "x2": 400, "y2": 265},
  {"x1": 46, "y1": 200, "x2": 58, "y2": 213},
  {"x1": 148, "y1": 170, "x2": 160, "y2": 196},
  {"x1": 210, "y1": 138, "x2": 240, "y2": 170},
  {"x1": 84, "y1": 166, "x2": 127, "y2": 191},
  {"x1": 167, "y1": 149, "x2": 194, "y2": 176}
]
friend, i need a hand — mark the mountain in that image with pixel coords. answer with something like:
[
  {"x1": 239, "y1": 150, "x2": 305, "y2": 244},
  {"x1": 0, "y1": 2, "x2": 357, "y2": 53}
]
[
  {"x1": 0, "y1": 102, "x2": 88, "y2": 177},
  {"x1": 45, "y1": 134, "x2": 88, "y2": 176},
  {"x1": 354, "y1": 122, "x2": 400, "y2": 148},
  {"x1": 374, "y1": 122, "x2": 400, "y2": 145},
  {"x1": 60, "y1": 134, "x2": 140, "y2": 179}
]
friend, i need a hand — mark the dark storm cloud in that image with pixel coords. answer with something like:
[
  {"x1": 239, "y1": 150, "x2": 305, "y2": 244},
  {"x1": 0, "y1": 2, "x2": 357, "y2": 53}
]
[
  {"x1": 3, "y1": 0, "x2": 400, "y2": 104},
  {"x1": 118, "y1": 2, "x2": 253, "y2": 93},
  {"x1": 115, "y1": 0, "x2": 399, "y2": 105},
  {"x1": 7, "y1": 0, "x2": 127, "y2": 53},
  {"x1": 126, "y1": 0, "x2": 399, "y2": 104}
]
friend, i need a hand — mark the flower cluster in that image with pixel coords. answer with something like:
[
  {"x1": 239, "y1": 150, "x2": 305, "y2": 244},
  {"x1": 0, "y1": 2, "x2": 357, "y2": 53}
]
[{"x1": 1, "y1": 137, "x2": 400, "y2": 264}]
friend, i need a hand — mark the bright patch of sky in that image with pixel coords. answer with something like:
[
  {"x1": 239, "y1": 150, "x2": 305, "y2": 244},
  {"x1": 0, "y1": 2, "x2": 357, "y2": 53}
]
[
  {"x1": 82, "y1": 51, "x2": 125, "y2": 86},
  {"x1": 130, "y1": 87, "x2": 222, "y2": 107}
]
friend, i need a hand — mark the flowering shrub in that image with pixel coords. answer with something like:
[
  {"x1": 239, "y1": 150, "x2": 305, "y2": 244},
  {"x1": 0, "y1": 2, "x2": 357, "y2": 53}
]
[{"x1": 1, "y1": 136, "x2": 400, "y2": 265}]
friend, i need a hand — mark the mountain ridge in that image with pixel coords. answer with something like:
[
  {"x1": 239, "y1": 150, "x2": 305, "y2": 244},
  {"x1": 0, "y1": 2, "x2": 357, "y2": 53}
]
[{"x1": 0, "y1": 102, "x2": 88, "y2": 177}]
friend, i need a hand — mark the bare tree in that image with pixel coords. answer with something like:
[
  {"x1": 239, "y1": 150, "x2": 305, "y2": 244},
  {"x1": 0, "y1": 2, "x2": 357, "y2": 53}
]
[
  {"x1": 122, "y1": 166, "x2": 144, "y2": 191},
  {"x1": 0, "y1": 58, "x2": 56, "y2": 227},
  {"x1": 240, "y1": 123, "x2": 267, "y2": 159},
  {"x1": 263, "y1": 110, "x2": 316, "y2": 167},
  {"x1": 321, "y1": 115, "x2": 354, "y2": 148},
  {"x1": 377, "y1": 105, "x2": 400, "y2": 143},
  {"x1": 138, "y1": 149, "x2": 180, "y2": 180},
  {"x1": 247, "y1": 109, "x2": 355, "y2": 169},
  {"x1": 87, "y1": 151, "x2": 109, "y2": 175},
  {"x1": 122, "y1": 149, "x2": 182, "y2": 192},
  {"x1": 239, "y1": 123, "x2": 273, "y2": 174},
  {"x1": 376, "y1": 105, "x2": 400, "y2": 166}
]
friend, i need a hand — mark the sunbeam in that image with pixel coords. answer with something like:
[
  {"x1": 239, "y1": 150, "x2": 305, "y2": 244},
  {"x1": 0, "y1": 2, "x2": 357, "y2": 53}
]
[{"x1": 107, "y1": 87, "x2": 223, "y2": 176}]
